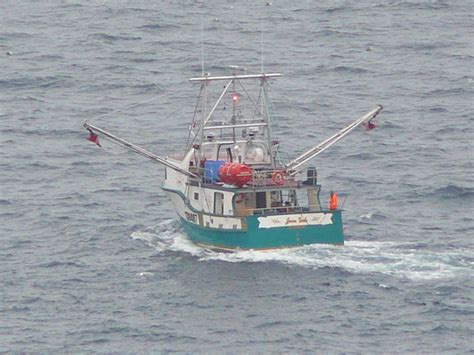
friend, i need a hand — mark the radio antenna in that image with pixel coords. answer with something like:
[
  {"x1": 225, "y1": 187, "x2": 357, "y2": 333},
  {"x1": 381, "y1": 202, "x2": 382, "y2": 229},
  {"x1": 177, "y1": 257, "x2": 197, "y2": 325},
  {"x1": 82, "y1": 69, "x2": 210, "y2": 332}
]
[
  {"x1": 201, "y1": 17, "x2": 205, "y2": 76},
  {"x1": 260, "y1": 20, "x2": 264, "y2": 73}
]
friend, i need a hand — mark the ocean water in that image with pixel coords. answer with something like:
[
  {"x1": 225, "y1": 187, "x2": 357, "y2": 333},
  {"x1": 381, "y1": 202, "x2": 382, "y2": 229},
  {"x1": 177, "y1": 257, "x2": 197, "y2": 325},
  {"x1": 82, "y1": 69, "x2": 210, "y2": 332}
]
[{"x1": 1, "y1": 1, "x2": 473, "y2": 352}]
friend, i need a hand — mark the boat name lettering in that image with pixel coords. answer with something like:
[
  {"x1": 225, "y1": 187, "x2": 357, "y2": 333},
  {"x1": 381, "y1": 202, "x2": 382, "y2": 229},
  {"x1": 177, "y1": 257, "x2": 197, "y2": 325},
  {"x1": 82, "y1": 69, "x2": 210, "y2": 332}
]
[
  {"x1": 185, "y1": 211, "x2": 198, "y2": 223},
  {"x1": 285, "y1": 216, "x2": 308, "y2": 225},
  {"x1": 258, "y1": 213, "x2": 334, "y2": 229}
]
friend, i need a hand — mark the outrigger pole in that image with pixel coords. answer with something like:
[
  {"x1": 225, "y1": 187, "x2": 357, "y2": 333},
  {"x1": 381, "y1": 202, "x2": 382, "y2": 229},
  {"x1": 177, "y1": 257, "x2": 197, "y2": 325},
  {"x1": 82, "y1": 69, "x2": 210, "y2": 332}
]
[
  {"x1": 285, "y1": 105, "x2": 383, "y2": 174},
  {"x1": 83, "y1": 122, "x2": 198, "y2": 178}
]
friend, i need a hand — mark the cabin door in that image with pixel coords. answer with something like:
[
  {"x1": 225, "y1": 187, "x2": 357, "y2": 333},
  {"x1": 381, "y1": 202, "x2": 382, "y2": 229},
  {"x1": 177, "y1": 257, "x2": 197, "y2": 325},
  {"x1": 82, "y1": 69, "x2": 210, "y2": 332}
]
[
  {"x1": 256, "y1": 192, "x2": 266, "y2": 209},
  {"x1": 214, "y1": 192, "x2": 224, "y2": 215}
]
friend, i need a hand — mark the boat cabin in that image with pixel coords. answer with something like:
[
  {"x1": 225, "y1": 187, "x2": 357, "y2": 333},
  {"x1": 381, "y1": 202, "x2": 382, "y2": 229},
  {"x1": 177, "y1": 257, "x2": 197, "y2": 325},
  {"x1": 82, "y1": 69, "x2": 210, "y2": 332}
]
[{"x1": 184, "y1": 162, "x2": 322, "y2": 218}]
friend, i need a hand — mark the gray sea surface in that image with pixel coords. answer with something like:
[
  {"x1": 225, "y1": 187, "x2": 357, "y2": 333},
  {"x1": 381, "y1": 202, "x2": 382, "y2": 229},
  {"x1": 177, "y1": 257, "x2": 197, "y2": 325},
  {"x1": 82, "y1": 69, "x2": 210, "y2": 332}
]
[{"x1": 1, "y1": 1, "x2": 473, "y2": 353}]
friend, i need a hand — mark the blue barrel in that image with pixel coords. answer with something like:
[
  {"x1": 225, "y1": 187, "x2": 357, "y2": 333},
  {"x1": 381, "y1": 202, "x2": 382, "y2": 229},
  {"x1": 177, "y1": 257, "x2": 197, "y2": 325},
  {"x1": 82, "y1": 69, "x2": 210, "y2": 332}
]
[{"x1": 204, "y1": 160, "x2": 226, "y2": 183}]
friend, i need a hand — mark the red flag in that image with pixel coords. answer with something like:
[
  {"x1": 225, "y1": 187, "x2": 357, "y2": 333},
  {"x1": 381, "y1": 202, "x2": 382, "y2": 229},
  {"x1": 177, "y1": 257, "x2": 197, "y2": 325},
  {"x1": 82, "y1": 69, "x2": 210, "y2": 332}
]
[
  {"x1": 363, "y1": 120, "x2": 377, "y2": 131},
  {"x1": 87, "y1": 128, "x2": 102, "y2": 147}
]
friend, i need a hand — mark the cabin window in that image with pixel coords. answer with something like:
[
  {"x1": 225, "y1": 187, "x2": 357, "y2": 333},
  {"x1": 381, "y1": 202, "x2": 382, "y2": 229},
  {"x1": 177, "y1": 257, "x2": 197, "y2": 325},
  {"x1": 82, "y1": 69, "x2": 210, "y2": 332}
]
[
  {"x1": 194, "y1": 192, "x2": 199, "y2": 200},
  {"x1": 214, "y1": 192, "x2": 224, "y2": 215}
]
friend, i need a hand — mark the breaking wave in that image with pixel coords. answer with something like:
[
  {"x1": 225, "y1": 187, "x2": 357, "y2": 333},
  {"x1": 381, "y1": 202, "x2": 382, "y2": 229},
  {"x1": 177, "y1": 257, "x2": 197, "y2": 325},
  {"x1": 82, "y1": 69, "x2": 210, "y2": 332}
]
[{"x1": 131, "y1": 219, "x2": 473, "y2": 281}]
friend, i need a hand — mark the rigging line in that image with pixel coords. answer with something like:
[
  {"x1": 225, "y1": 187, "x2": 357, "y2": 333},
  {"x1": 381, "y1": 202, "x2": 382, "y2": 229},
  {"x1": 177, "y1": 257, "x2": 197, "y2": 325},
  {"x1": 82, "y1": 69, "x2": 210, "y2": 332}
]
[
  {"x1": 88, "y1": 85, "x2": 189, "y2": 122},
  {"x1": 264, "y1": 85, "x2": 302, "y2": 108},
  {"x1": 236, "y1": 79, "x2": 263, "y2": 116},
  {"x1": 264, "y1": 86, "x2": 279, "y2": 131},
  {"x1": 265, "y1": 86, "x2": 290, "y2": 164},
  {"x1": 185, "y1": 84, "x2": 204, "y2": 150},
  {"x1": 200, "y1": 181, "x2": 212, "y2": 213}
]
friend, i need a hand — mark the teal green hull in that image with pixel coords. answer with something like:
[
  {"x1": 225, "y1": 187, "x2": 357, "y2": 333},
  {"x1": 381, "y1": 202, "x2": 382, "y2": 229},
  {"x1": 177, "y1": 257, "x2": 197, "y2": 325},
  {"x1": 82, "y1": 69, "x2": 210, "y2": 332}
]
[{"x1": 180, "y1": 211, "x2": 344, "y2": 250}]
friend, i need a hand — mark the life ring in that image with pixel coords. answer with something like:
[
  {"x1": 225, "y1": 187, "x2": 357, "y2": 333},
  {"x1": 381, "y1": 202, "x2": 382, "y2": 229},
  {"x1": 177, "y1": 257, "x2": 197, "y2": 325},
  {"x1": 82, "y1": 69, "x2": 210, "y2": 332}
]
[{"x1": 272, "y1": 171, "x2": 285, "y2": 185}]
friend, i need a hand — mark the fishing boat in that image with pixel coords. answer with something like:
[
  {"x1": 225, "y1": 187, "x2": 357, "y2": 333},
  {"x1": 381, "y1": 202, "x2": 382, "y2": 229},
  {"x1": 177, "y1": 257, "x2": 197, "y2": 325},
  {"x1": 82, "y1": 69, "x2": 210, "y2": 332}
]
[{"x1": 84, "y1": 70, "x2": 382, "y2": 251}]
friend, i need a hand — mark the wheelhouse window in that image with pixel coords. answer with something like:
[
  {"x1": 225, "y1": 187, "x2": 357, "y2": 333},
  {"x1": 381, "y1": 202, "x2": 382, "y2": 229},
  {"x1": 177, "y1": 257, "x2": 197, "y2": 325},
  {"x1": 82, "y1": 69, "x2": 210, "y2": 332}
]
[{"x1": 194, "y1": 192, "x2": 199, "y2": 200}]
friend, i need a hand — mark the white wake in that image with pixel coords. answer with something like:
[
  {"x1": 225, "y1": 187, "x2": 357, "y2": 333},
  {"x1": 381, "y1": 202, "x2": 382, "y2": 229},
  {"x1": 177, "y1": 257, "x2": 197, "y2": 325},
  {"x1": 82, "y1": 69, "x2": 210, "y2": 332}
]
[{"x1": 130, "y1": 219, "x2": 474, "y2": 281}]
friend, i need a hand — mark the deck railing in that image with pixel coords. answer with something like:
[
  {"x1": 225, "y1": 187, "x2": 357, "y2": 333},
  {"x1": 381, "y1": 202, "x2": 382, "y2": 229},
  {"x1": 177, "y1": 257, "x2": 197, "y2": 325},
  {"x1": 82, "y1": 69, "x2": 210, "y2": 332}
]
[{"x1": 189, "y1": 165, "x2": 300, "y2": 189}]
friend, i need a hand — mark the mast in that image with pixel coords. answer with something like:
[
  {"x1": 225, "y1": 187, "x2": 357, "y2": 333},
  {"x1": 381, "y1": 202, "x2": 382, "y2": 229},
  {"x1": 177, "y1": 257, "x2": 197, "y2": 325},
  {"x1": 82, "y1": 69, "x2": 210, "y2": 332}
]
[
  {"x1": 198, "y1": 78, "x2": 207, "y2": 164},
  {"x1": 190, "y1": 72, "x2": 282, "y2": 165},
  {"x1": 261, "y1": 78, "x2": 276, "y2": 168}
]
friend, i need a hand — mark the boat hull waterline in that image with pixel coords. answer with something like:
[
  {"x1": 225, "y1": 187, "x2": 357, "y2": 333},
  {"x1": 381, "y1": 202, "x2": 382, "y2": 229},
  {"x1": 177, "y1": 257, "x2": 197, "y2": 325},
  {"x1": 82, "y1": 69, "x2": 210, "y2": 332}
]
[{"x1": 164, "y1": 187, "x2": 343, "y2": 250}]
